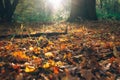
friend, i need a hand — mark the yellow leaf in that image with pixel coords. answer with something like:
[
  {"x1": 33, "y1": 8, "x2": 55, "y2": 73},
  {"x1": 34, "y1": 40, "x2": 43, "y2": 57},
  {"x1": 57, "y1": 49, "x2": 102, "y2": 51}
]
[
  {"x1": 43, "y1": 62, "x2": 50, "y2": 69},
  {"x1": 29, "y1": 46, "x2": 34, "y2": 51},
  {"x1": 59, "y1": 38, "x2": 68, "y2": 42},
  {"x1": 63, "y1": 53, "x2": 72, "y2": 59},
  {"x1": 31, "y1": 31, "x2": 37, "y2": 34},
  {"x1": 38, "y1": 36, "x2": 44, "y2": 40},
  {"x1": 48, "y1": 59, "x2": 55, "y2": 66},
  {"x1": 25, "y1": 66, "x2": 36, "y2": 72},
  {"x1": 63, "y1": 54, "x2": 67, "y2": 59},
  {"x1": 29, "y1": 46, "x2": 41, "y2": 54},
  {"x1": 32, "y1": 55, "x2": 37, "y2": 59},
  {"x1": 55, "y1": 61, "x2": 63, "y2": 67},
  {"x1": 43, "y1": 47, "x2": 51, "y2": 53},
  {"x1": 48, "y1": 41, "x2": 54, "y2": 45},
  {"x1": 45, "y1": 52, "x2": 54, "y2": 57}
]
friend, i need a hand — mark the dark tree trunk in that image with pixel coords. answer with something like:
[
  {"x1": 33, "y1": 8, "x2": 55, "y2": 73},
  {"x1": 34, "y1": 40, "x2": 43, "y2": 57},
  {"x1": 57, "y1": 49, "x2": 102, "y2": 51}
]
[
  {"x1": 0, "y1": 0, "x2": 19, "y2": 23},
  {"x1": 0, "y1": 0, "x2": 4, "y2": 21},
  {"x1": 86, "y1": 0, "x2": 97, "y2": 20},
  {"x1": 100, "y1": 0, "x2": 103, "y2": 9},
  {"x1": 113, "y1": 0, "x2": 119, "y2": 14},
  {"x1": 68, "y1": 0, "x2": 97, "y2": 22}
]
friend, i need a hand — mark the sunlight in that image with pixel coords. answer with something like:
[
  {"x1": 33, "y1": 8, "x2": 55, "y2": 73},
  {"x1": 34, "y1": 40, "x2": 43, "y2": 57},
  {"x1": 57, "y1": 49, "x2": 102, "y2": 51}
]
[{"x1": 48, "y1": 0, "x2": 62, "y2": 10}]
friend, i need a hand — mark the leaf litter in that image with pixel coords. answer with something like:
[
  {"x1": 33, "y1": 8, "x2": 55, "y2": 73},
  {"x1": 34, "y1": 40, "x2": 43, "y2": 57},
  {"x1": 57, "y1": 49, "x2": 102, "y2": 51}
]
[{"x1": 0, "y1": 21, "x2": 120, "y2": 80}]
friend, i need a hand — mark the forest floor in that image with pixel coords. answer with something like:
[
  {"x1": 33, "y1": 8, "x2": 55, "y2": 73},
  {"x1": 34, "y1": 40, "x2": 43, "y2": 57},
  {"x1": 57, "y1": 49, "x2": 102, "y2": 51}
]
[{"x1": 0, "y1": 21, "x2": 120, "y2": 80}]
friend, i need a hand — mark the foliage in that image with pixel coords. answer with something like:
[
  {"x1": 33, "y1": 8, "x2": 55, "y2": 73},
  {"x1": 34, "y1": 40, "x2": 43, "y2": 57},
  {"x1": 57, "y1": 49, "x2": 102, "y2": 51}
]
[
  {"x1": 13, "y1": 0, "x2": 70, "y2": 22},
  {"x1": 96, "y1": 0, "x2": 120, "y2": 20}
]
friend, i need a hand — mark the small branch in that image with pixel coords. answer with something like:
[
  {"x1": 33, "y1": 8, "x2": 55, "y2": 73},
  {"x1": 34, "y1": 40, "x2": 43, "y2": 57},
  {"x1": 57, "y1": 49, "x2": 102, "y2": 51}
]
[{"x1": 0, "y1": 32, "x2": 67, "y2": 40}]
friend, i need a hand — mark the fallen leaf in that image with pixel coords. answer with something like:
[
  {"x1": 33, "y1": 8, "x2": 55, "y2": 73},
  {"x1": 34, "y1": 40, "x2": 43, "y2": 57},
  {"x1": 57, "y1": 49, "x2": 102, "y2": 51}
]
[
  {"x1": 5, "y1": 44, "x2": 14, "y2": 50},
  {"x1": 12, "y1": 51, "x2": 29, "y2": 60},
  {"x1": 109, "y1": 57, "x2": 116, "y2": 63},
  {"x1": 55, "y1": 61, "x2": 64, "y2": 67},
  {"x1": 1, "y1": 68, "x2": 5, "y2": 73},
  {"x1": 60, "y1": 44, "x2": 67, "y2": 50},
  {"x1": 48, "y1": 59, "x2": 55, "y2": 66},
  {"x1": 29, "y1": 46, "x2": 34, "y2": 51},
  {"x1": 11, "y1": 63, "x2": 20, "y2": 70},
  {"x1": 45, "y1": 52, "x2": 54, "y2": 57},
  {"x1": 53, "y1": 66, "x2": 59, "y2": 74},
  {"x1": 43, "y1": 62, "x2": 50, "y2": 69},
  {"x1": 113, "y1": 46, "x2": 120, "y2": 58},
  {"x1": 25, "y1": 65, "x2": 36, "y2": 72},
  {"x1": 32, "y1": 57, "x2": 42, "y2": 65}
]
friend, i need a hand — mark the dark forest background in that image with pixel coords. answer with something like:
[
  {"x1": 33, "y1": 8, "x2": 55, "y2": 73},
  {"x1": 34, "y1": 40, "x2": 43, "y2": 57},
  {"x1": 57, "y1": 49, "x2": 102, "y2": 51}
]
[{"x1": 0, "y1": 0, "x2": 120, "y2": 23}]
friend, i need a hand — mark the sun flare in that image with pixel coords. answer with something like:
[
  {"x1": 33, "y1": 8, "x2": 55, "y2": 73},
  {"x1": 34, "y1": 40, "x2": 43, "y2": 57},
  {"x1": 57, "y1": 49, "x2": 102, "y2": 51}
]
[{"x1": 48, "y1": 0, "x2": 62, "y2": 10}]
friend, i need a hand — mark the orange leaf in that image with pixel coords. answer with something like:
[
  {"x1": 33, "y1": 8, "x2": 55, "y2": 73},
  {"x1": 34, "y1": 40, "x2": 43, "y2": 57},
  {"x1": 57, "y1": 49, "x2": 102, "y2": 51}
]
[
  {"x1": 67, "y1": 53, "x2": 72, "y2": 58},
  {"x1": 0, "y1": 41, "x2": 4, "y2": 47},
  {"x1": 34, "y1": 47, "x2": 41, "y2": 54},
  {"x1": 109, "y1": 57, "x2": 116, "y2": 63},
  {"x1": 1, "y1": 69, "x2": 5, "y2": 73},
  {"x1": 12, "y1": 51, "x2": 29, "y2": 60},
  {"x1": 12, "y1": 63, "x2": 20, "y2": 70},
  {"x1": 63, "y1": 53, "x2": 72, "y2": 59},
  {"x1": 43, "y1": 48, "x2": 48, "y2": 53},
  {"x1": 5, "y1": 44, "x2": 13, "y2": 50},
  {"x1": 32, "y1": 58, "x2": 42, "y2": 65},
  {"x1": 60, "y1": 44, "x2": 66, "y2": 50},
  {"x1": 43, "y1": 46, "x2": 51, "y2": 53},
  {"x1": 65, "y1": 68, "x2": 69, "y2": 76},
  {"x1": 53, "y1": 66, "x2": 59, "y2": 74},
  {"x1": 104, "y1": 42, "x2": 113, "y2": 48}
]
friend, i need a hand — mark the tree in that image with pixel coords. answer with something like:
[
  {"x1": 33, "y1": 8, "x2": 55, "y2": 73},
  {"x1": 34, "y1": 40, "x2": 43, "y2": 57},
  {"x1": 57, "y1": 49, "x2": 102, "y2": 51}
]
[
  {"x1": 68, "y1": 0, "x2": 97, "y2": 22},
  {"x1": 0, "y1": 0, "x2": 19, "y2": 22}
]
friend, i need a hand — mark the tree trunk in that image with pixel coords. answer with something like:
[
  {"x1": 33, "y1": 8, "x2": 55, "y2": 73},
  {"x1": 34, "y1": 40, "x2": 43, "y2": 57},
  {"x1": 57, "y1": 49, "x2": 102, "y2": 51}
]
[
  {"x1": 86, "y1": 0, "x2": 97, "y2": 20},
  {"x1": 113, "y1": 0, "x2": 119, "y2": 14},
  {"x1": 99, "y1": 0, "x2": 103, "y2": 9},
  {"x1": 68, "y1": 0, "x2": 97, "y2": 22},
  {"x1": 0, "y1": 0, "x2": 19, "y2": 23},
  {"x1": 0, "y1": 0, "x2": 4, "y2": 21}
]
